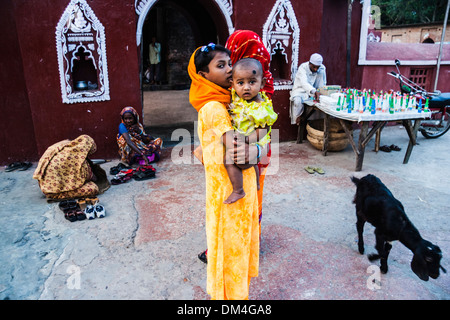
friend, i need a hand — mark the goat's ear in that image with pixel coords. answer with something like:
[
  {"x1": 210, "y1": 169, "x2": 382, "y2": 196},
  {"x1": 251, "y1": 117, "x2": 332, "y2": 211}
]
[{"x1": 411, "y1": 253, "x2": 429, "y2": 281}]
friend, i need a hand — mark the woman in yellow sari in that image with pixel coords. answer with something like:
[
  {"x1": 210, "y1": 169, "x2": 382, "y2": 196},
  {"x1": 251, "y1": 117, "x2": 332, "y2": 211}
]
[
  {"x1": 188, "y1": 44, "x2": 264, "y2": 300},
  {"x1": 33, "y1": 135, "x2": 108, "y2": 200}
]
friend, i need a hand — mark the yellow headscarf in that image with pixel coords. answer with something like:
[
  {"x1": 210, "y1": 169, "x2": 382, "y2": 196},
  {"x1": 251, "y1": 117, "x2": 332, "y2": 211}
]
[{"x1": 187, "y1": 47, "x2": 231, "y2": 112}]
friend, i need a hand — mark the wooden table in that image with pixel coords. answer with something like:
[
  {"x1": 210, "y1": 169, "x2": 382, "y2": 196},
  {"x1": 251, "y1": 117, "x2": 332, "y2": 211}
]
[{"x1": 298, "y1": 98, "x2": 430, "y2": 171}]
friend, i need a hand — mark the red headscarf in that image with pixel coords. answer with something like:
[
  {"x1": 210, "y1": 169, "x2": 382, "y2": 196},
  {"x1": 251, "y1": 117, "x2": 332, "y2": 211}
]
[{"x1": 225, "y1": 30, "x2": 274, "y2": 98}]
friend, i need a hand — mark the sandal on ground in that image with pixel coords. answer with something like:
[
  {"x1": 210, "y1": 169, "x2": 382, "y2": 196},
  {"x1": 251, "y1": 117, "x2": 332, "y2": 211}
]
[
  {"x1": 136, "y1": 165, "x2": 156, "y2": 172},
  {"x1": 5, "y1": 162, "x2": 24, "y2": 172},
  {"x1": 84, "y1": 205, "x2": 96, "y2": 220},
  {"x1": 59, "y1": 199, "x2": 78, "y2": 212},
  {"x1": 109, "y1": 163, "x2": 131, "y2": 175},
  {"x1": 18, "y1": 162, "x2": 32, "y2": 171},
  {"x1": 313, "y1": 167, "x2": 325, "y2": 174},
  {"x1": 389, "y1": 144, "x2": 401, "y2": 151},
  {"x1": 111, "y1": 169, "x2": 134, "y2": 185},
  {"x1": 198, "y1": 250, "x2": 207, "y2": 264},
  {"x1": 77, "y1": 199, "x2": 87, "y2": 210},
  {"x1": 85, "y1": 197, "x2": 99, "y2": 205},
  {"x1": 94, "y1": 204, "x2": 106, "y2": 218},
  {"x1": 111, "y1": 174, "x2": 132, "y2": 185},
  {"x1": 76, "y1": 210, "x2": 86, "y2": 221},
  {"x1": 133, "y1": 170, "x2": 155, "y2": 181},
  {"x1": 304, "y1": 166, "x2": 315, "y2": 174},
  {"x1": 380, "y1": 145, "x2": 391, "y2": 152},
  {"x1": 64, "y1": 210, "x2": 78, "y2": 222}
]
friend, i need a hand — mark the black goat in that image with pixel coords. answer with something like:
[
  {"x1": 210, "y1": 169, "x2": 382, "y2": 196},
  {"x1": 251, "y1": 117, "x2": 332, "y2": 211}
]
[{"x1": 351, "y1": 174, "x2": 446, "y2": 281}]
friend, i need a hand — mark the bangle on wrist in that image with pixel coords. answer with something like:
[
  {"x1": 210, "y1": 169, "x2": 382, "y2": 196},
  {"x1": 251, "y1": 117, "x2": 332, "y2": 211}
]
[{"x1": 256, "y1": 144, "x2": 261, "y2": 161}]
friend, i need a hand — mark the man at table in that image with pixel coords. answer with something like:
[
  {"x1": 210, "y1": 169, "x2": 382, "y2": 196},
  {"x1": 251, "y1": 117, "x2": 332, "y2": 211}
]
[{"x1": 290, "y1": 53, "x2": 327, "y2": 124}]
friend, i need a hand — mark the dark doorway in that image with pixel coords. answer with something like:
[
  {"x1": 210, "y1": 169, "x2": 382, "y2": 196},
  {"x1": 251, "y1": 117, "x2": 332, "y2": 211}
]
[
  {"x1": 141, "y1": 0, "x2": 219, "y2": 90},
  {"x1": 140, "y1": 0, "x2": 227, "y2": 146}
]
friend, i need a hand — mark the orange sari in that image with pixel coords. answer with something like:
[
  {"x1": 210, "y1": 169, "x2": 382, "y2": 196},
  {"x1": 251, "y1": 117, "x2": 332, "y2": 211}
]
[{"x1": 188, "y1": 48, "x2": 260, "y2": 300}]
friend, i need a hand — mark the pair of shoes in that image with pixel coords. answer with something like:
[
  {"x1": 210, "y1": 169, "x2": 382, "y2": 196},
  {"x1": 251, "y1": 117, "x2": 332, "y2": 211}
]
[
  {"x1": 198, "y1": 250, "x2": 207, "y2": 264},
  {"x1": 64, "y1": 210, "x2": 78, "y2": 222},
  {"x1": 389, "y1": 144, "x2": 401, "y2": 151},
  {"x1": 59, "y1": 199, "x2": 78, "y2": 212},
  {"x1": 64, "y1": 208, "x2": 86, "y2": 222},
  {"x1": 77, "y1": 197, "x2": 99, "y2": 210},
  {"x1": 110, "y1": 163, "x2": 131, "y2": 175},
  {"x1": 59, "y1": 199, "x2": 86, "y2": 222},
  {"x1": 133, "y1": 165, "x2": 156, "y2": 181},
  {"x1": 5, "y1": 162, "x2": 32, "y2": 172},
  {"x1": 304, "y1": 166, "x2": 324, "y2": 174},
  {"x1": 380, "y1": 144, "x2": 402, "y2": 152},
  {"x1": 111, "y1": 168, "x2": 134, "y2": 185},
  {"x1": 84, "y1": 204, "x2": 106, "y2": 219}
]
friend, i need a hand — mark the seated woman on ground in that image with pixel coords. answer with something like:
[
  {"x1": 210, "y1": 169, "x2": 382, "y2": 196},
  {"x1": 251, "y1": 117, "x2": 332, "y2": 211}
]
[
  {"x1": 117, "y1": 106, "x2": 163, "y2": 166},
  {"x1": 33, "y1": 134, "x2": 109, "y2": 200}
]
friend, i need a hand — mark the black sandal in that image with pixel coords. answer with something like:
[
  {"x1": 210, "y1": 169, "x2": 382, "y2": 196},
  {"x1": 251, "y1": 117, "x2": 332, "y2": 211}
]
[
  {"x1": 5, "y1": 162, "x2": 24, "y2": 172},
  {"x1": 380, "y1": 145, "x2": 391, "y2": 152},
  {"x1": 198, "y1": 250, "x2": 207, "y2": 264},
  {"x1": 58, "y1": 199, "x2": 78, "y2": 212},
  {"x1": 389, "y1": 144, "x2": 401, "y2": 151},
  {"x1": 133, "y1": 170, "x2": 155, "y2": 181},
  {"x1": 64, "y1": 210, "x2": 78, "y2": 222},
  {"x1": 18, "y1": 162, "x2": 32, "y2": 171},
  {"x1": 109, "y1": 163, "x2": 131, "y2": 175}
]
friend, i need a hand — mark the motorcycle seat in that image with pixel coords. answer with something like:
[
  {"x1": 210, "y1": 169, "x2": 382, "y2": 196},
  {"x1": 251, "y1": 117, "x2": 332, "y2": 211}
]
[{"x1": 430, "y1": 92, "x2": 450, "y2": 106}]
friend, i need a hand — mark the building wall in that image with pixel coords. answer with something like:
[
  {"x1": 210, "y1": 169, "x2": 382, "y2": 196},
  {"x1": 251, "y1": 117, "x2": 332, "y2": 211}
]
[
  {"x1": 380, "y1": 23, "x2": 450, "y2": 43},
  {"x1": 0, "y1": 0, "x2": 38, "y2": 164},
  {"x1": 2, "y1": 0, "x2": 142, "y2": 164}
]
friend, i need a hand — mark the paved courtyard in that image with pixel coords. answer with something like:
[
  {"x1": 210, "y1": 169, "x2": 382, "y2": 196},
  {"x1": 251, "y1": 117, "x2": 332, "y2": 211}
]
[{"x1": 0, "y1": 125, "x2": 449, "y2": 300}]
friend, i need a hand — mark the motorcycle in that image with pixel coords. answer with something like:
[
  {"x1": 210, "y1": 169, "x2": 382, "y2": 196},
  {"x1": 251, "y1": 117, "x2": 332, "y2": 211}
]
[{"x1": 388, "y1": 59, "x2": 450, "y2": 138}]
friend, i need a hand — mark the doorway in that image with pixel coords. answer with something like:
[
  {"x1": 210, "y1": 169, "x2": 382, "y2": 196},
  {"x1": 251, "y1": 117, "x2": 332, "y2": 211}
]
[{"x1": 140, "y1": 0, "x2": 227, "y2": 146}]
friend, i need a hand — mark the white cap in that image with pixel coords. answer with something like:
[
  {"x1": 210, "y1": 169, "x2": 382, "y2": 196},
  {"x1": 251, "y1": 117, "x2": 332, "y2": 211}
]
[{"x1": 309, "y1": 53, "x2": 323, "y2": 66}]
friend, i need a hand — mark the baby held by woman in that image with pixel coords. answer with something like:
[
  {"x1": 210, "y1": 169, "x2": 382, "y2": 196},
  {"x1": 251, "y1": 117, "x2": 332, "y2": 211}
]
[{"x1": 223, "y1": 58, "x2": 277, "y2": 204}]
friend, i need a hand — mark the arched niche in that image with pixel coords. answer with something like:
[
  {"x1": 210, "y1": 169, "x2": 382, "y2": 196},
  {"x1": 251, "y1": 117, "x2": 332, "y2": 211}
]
[
  {"x1": 262, "y1": 0, "x2": 300, "y2": 91},
  {"x1": 56, "y1": 0, "x2": 110, "y2": 104}
]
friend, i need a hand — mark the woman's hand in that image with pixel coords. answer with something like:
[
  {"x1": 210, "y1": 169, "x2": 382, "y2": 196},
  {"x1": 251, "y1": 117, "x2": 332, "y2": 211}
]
[{"x1": 232, "y1": 137, "x2": 258, "y2": 165}]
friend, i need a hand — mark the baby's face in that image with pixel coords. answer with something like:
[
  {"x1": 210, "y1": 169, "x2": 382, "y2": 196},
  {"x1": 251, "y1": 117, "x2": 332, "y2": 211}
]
[{"x1": 232, "y1": 65, "x2": 264, "y2": 102}]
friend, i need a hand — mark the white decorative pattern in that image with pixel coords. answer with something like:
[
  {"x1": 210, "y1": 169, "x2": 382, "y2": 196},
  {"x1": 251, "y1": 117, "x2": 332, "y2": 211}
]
[
  {"x1": 263, "y1": 0, "x2": 300, "y2": 91},
  {"x1": 134, "y1": 0, "x2": 234, "y2": 45},
  {"x1": 56, "y1": 0, "x2": 110, "y2": 104}
]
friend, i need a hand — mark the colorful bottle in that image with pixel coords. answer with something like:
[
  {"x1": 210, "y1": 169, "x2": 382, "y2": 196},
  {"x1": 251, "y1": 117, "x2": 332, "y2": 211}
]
[{"x1": 424, "y1": 98, "x2": 429, "y2": 112}]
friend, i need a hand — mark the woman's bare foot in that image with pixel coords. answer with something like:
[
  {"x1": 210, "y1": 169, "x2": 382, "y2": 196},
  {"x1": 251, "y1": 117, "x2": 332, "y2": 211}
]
[{"x1": 224, "y1": 189, "x2": 245, "y2": 204}]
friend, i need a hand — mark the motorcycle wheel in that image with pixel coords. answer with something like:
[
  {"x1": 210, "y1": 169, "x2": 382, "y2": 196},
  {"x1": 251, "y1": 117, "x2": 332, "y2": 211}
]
[{"x1": 420, "y1": 111, "x2": 450, "y2": 139}]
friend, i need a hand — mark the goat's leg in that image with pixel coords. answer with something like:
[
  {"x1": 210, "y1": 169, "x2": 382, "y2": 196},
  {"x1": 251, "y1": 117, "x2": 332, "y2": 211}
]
[
  {"x1": 380, "y1": 241, "x2": 392, "y2": 274},
  {"x1": 356, "y1": 214, "x2": 365, "y2": 254},
  {"x1": 369, "y1": 232, "x2": 391, "y2": 273}
]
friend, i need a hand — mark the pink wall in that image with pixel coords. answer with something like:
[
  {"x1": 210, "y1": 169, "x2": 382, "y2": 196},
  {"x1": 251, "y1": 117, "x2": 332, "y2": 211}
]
[
  {"x1": 0, "y1": 0, "x2": 363, "y2": 164},
  {"x1": 3, "y1": 0, "x2": 142, "y2": 164},
  {"x1": 0, "y1": 0, "x2": 38, "y2": 164},
  {"x1": 360, "y1": 42, "x2": 450, "y2": 93}
]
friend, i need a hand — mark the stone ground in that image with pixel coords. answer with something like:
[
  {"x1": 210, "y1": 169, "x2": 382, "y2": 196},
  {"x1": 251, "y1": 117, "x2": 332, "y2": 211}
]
[{"x1": 0, "y1": 125, "x2": 449, "y2": 300}]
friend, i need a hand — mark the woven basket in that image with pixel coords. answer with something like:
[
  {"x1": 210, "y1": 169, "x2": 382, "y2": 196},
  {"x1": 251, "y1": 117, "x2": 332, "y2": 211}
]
[{"x1": 306, "y1": 119, "x2": 352, "y2": 152}]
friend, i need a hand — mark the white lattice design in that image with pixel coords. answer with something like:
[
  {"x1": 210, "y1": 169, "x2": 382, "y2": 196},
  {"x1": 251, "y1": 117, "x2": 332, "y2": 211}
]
[
  {"x1": 263, "y1": 0, "x2": 300, "y2": 91},
  {"x1": 56, "y1": 0, "x2": 110, "y2": 104}
]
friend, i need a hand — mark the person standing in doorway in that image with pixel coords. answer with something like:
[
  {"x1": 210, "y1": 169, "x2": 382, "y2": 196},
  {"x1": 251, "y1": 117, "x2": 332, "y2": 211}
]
[{"x1": 149, "y1": 36, "x2": 161, "y2": 85}]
